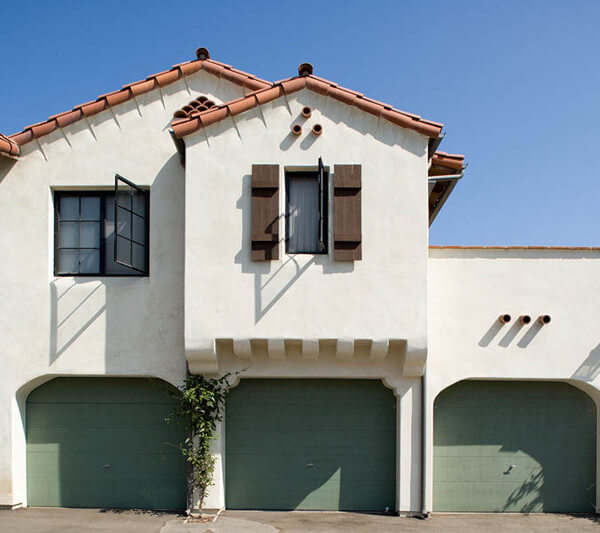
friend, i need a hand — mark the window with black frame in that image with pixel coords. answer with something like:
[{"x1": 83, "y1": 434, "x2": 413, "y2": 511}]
[
  {"x1": 54, "y1": 177, "x2": 149, "y2": 276},
  {"x1": 285, "y1": 158, "x2": 328, "y2": 254}
]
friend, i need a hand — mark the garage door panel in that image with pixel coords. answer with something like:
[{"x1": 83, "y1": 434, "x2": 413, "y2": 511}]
[
  {"x1": 27, "y1": 378, "x2": 186, "y2": 509},
  {"x1": 433, "y1": 381, "x2": 596, "y2": 513},
  {"x1": 226, "y1": 379, "x2": 396, "y2": 511},
  {"x1": 228, "y1": 428, "x2": 393, "y2": 456},
  {"x1": 230, "y1": 406, "x2": 392, "y2": 432}
]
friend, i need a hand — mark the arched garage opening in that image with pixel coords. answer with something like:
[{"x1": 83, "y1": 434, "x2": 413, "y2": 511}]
[
  {"x1": 26, "y1": 377, "x2": 186, "y2": 509},
  {"x1": 433, "y1": 380, "x2": 597, "y2": 513}
]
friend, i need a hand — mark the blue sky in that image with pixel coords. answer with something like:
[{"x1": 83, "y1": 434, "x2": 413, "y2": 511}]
[{"x1": 2, "y1": 1, "x2": 599, "y2": 245}]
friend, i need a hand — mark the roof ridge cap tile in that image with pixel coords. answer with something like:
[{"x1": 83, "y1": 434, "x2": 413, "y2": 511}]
[
  {"x1": 172, "y1": 73, "x2": 444, "y2": 139},
  {"x1": 9, "y1": 57, "x2": 270, "y2": 146}
]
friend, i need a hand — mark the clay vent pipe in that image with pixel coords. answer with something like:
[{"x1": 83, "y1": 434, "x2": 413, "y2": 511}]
[
  {"x1": 302, "y1": 106, "x2": 312, "y2": 119},
  {"x1": 498, "y1": 314, "x2": 511, "y2": 324},
  {"x1": 312, "y1": 124, "x2": 323, "y2": 136},
  {"x1": 196, "y1": 47, "x2": 210, "y2": 60},
  {"x1": 519, "y1": 315, "x2": 531, "y2": 325},
  {"x1": 291, "y1": 124, "x2": 302, "y2": 136},
  {"x1": 538, "y1": 315, "x2": 551, "y2": 325},
  {"x1": 298, "y1": 62, "x2": 314, "y2": 77}
]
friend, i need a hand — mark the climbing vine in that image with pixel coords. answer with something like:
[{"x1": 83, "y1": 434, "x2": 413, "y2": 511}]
[{"x1": 167, "y1": 373, "x2": 236, "y2": 511}]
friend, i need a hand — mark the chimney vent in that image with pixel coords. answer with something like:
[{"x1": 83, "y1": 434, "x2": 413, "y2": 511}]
[
  {"x1": 298, "y1": 62, "x2": 314, "y2": 77},
  {"x1": 196, "y1": 47, "x2": 210, "y2": 60}
]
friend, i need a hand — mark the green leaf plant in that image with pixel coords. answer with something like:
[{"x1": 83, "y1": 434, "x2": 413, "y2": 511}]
[{"x1": 167, "y1": 372, "x2": 238, "y2": 512}]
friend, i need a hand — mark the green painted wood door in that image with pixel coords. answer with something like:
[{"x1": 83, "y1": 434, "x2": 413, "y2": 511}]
[
  {"x1": 225, "y1": 379, "x2": 396, "y2": 511},
  {"x1": 27, "y1": 378, "x2": 187, "y2": 509},
  {"x1": 434, "y1": 381, "x2": 597, "y2": 512}
]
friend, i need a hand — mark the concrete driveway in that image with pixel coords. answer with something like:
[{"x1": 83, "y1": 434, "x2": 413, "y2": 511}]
[{"x1": 1, "y1": 508, "x2": 599, "y2": 532}]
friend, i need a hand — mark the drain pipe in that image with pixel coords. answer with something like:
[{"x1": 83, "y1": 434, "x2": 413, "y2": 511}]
[{"x1": 420, "y1": 367, "x2": 430, "y2": 518}]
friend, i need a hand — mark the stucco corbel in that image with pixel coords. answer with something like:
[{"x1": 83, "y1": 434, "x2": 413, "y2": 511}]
[
  {"x1": 232, "y1": 339, "x2": 252, "y2": 359},
  {"x1": 336, "y1": 338, "x2": 355, "y2": 359},
  {"x1": 185, "y1": 339, "x2": 218, "y2": 374},
  {"x1": 370, "y1": 339, "x2": 390, "y2": 359},
  {"x1": 402, "y1": 337, "x2": 427, "y2": 377},
  {"x1": 267, "y1": 338, "x2": 286, "y2": 359},
  {"x1": 302, "y1": 338, "x2": 319, "y2": 359}
]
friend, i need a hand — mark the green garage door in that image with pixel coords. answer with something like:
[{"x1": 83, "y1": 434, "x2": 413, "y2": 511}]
[
  {"x1": 27, "y1": 378, "x2": 186, "y2": 509},
  {"x1": 434, "y1": 381, "x2": 597, "y2": 512},
  {"x1": 226, "y1": 379, "x2": 396, "y2": 511}
]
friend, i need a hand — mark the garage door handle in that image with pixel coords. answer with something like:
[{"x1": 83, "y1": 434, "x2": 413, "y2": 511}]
[
  {"x1": 103, "y1": 464, "x2": 111, "y2": 469},
  {"x1": 306, "y1": 463, "x2": 314, "y2": 468}
]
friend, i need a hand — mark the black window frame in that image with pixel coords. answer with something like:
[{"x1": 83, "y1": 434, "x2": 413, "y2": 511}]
[
  {"x1": 284, "y1": 164, "x2": 328, "y2": 255},
  {"x1": 54, "y1": 189, "x2": 150, "y2": 277}
]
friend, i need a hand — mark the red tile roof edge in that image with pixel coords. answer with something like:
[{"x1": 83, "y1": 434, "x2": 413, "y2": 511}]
[
  {"x1": 6, "y1": 58, "x2": 271, "y2": 149},
  {"x1": 0, "y1": 133, "x2": 20, "y2": 157},
  {"x1": 431, "y1": 151, "x2": 464, "y2": 171},
  {"x1": 429, "y1": 245, "x2": 600, "y2": 251},
  {"x1": 171, "y1": 75, "x2": 444, "y2": 139}
]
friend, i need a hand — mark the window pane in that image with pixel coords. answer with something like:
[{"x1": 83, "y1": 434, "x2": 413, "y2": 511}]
[
  {"x1": 59, "y1": 197, "x2": 79, "y2": 220},
  {"x1": 132, "y1": 192, "x2": 146, "y2": 216},
  {"x1": 116, "y1": 206, "x2": 131, "y2": 238},
  {"x1": 116, "y1": 235, "x2": 131, "y2": 265},
  {"x1": 81, "y1": 197, "x2": 100, "y2": 220},
  {"x1": 132, "y1": 213, "x2": 145, "y2": 243},
  {"x1": 58, "y1": 250, "x2": 78, "y2": 273},
  {"x1": 132, "y1": 242, "x2": 145, "y2": 272},
  {"x1": 79, "y1": 250, "x2": 100, "y2": 274},
  {"x1": 59, "y1": 222, "x2": 79, "y2": 248},
  {"x1": 287, "y1": 176, "x2": 319, "y2": 253},
  {"x1": 80, "y1": 222, "x2": 101, "y2": 248},
  {"x1": 117, "y1": 189, "x2": 132, "y2": 209}
]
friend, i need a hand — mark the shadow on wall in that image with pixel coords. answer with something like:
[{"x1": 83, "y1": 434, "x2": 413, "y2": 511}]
[
  {"x1": 478, "y1": 318, "x2": 543, "y2": 348},
  {"x1": 233, "y1": 174, "x2": 353, "y2": 324},
  {"x1": 573, "y1": 343, "x2": 600, "y2": 381},
  {"x1": 433, "y1": 380, "x2": 597, "y2": 513},
  {"x1": 0, "y1": 156, "x2": 17, "y2": 184},
  {"x1": 48, "y1": 154, "x2": 185, "y2": 370}
]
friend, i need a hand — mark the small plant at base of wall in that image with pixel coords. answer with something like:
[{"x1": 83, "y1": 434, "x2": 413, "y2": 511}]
[{"x1": 167, "y1": 372, "x2": 239, "y2": 513}]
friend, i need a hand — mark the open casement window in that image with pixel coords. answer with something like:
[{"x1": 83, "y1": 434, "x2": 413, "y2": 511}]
[
  {"x1": 251, "y1": 165, "x2": 280, "y2": 261},
  {"x1": 54, "y1": 183, "x2": 149, "y2": 276},
  {"x1": 333, "y1": 165, "x2": 362, "y2": 261},
  {"x1": 285, "y1": 159, "x2": 328, "y2": 255},
  {"x1": 114, "y1": 174, "x2": 149, "y2": 273}
]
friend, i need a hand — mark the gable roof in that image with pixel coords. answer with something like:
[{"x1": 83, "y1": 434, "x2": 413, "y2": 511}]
[
  {"x1": 1, "y1": 49, "x2": 455, "y2": 161},
  {"x1": 171, "y1": 70, "x2": 444, "y2": 139},
  {"x1": 1, "y1": 48, "x2": 269, "y2": 156}
]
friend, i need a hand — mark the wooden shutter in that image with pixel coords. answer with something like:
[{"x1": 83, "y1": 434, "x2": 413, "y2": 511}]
[
  {"x1": 333, "y1": 165, "x2": 361, "y2": 261},
  {"x1": 251, "y1": 164, "x2": 279, "y2": 261}
]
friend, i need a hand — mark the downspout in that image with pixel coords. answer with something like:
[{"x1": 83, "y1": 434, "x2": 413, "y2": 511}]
[
  {"x1": 169, "y1": 129, "x2": 186, "y2": 167},
  {"x1": 421, "y1": 367, "x2": 429, "y2": 518}
]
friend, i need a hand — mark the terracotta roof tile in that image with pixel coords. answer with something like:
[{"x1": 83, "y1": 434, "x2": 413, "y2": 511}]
[
  {"x1": 0, "y1": 133, "x2": 20, "y2": 158},
  {"x1": 431, "y1": 151, "x2": 465, "y2": 171},
  {"x1": 173, "y1": 96, "x2": 216, "y2": 119},
  {"x1": 172, "y1": 73, "x2": 444, "y2": 139},
  {"x1": 5, "y1": 54, "x2": 271, "y2": 153},
  {"x1": 3, "y1": 52, "x2": 448, "y2": 159}
]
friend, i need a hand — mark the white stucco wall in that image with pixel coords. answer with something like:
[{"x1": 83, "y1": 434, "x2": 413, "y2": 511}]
[
  {"x1": 183, "y1": 88, "x2": 430, "y2": 366},
  {"x1": 427, "y1": 248, "x2": 600, "y2": 512},
  {"x1": 182, "y1": 88, "x2": 431, "y2": 513},
  {"x1": 0, "y1": 70, "x2": 249, "y2": 507}
]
